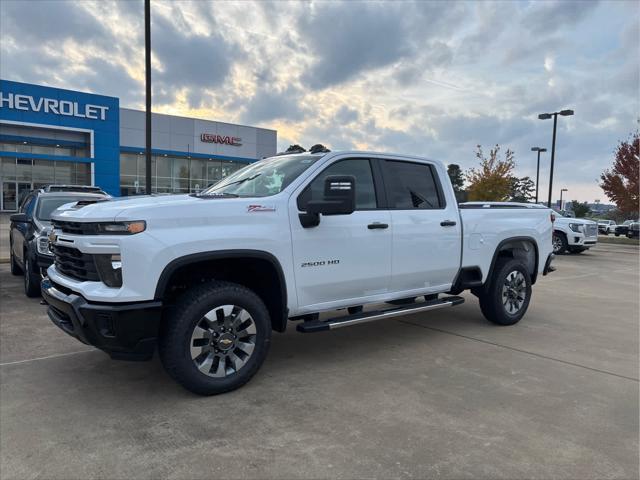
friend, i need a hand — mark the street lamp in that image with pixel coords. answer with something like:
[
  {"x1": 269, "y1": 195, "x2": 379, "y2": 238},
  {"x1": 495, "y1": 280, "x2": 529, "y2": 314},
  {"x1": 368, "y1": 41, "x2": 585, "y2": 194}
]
[
  {"x1": 560, "y1": 188, "x2": 568, "y2": 211},
  {"x1": 530, "y1": 147, "x2": 547, "y2": 204},
  {"x1": 144, "y1": 0, "x2": 152, "y2": 195},
  {"x1": 538, "y1": 109, "x2": 574, "y2": 207}
]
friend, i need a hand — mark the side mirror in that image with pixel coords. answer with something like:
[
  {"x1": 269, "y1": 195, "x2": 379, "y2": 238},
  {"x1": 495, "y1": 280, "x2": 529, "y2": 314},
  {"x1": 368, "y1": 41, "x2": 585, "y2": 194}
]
[
  {"x1": 299, "y1": 175, "x2": 356, "y2": 228},
  {"x1": 10, "y1": 213, "x2": 29, "y2": 224}
]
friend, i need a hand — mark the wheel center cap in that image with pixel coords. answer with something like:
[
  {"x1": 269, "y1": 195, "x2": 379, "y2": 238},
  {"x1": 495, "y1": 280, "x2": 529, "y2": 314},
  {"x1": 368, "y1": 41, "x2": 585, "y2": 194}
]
[{"x1": 217, "y1": 333, "x2": 235, "y2": 351}]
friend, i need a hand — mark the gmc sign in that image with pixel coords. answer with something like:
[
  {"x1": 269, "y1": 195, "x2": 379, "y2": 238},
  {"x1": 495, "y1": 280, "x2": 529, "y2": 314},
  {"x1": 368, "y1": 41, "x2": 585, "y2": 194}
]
[{"x1": 200, "y1": 133, "x2": 242, "y2": 146}]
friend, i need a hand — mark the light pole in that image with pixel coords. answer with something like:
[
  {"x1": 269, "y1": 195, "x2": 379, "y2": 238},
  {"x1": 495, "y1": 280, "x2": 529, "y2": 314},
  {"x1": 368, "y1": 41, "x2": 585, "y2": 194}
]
[
  {"x1": 144, "y1": 0, "x2": 152, "y2": 195},
  {"x1": 560, "y1": 188, "x2": 568, "y2": 211},
  {"x1": 538, "y1": 109, "x2": 574, "y2": 207},
  {"x1": 530, "y1": 147, "x2": 547, "y2": 204}
]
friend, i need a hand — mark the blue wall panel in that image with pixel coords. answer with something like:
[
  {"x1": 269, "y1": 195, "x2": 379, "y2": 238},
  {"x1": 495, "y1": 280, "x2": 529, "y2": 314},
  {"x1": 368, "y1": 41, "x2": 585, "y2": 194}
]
[{"x1": 0, "y1": 79, "x2": 120, "y2": 196}]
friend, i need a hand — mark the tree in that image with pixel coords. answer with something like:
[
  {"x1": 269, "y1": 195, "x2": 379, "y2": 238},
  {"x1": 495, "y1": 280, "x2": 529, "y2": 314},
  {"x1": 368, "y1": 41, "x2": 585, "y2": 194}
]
[
  {"x1": 447, "y1": 164, "x2": 465, "y2": 193},
  {"x1": 309, "y1": 144, "x2": 330, "y2": 153},
  {"x1": 285, "y1": 144, "x2": 306, "y2": 153},
  {"x1": 466, "y1": 144, "x2": 515, "y2": 201},
  {"x1": 509, "y1": 176, "x2": 535, "y2": 202},
  {"x1": 600, "y1": 132, "x2": 639, "y2": 217},
  {"x1": 571, "y1": 200, "x2": 591, "y2": 218}
]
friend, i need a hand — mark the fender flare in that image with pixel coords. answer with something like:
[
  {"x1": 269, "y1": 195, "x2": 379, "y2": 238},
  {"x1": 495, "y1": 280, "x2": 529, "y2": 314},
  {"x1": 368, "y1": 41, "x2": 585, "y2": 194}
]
[
  {"x1": 154, "y1": 249, "x2": 288, "y2": 330},
  {"x1": 485, "y1": 236, "x2": 540, "y2": 286}
]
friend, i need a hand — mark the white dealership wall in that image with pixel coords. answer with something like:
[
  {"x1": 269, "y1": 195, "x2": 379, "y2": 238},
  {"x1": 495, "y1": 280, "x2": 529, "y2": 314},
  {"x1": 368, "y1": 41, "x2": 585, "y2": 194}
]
[{"x1": 119, "y1": 108, "x2": 277, "y2": 160}]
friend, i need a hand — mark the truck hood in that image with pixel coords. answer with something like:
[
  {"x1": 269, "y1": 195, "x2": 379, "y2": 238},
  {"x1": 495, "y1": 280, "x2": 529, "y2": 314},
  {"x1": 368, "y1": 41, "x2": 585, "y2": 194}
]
[
  {"x1": 554, "y1": 216, "x2": 596, "y2": 226},
  {"x1": 52, "y1": 194, "x2": 210, "y2": 222},
  {"x1": 50, "y1": 194, "x2": 278, "y2": 224}
]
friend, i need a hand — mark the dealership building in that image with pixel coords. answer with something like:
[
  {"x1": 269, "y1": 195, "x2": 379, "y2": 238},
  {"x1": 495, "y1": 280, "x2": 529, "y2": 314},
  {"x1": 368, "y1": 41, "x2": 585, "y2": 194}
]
[{"x1": 0, "y1": 79, "x2": 277, "y2": 211}]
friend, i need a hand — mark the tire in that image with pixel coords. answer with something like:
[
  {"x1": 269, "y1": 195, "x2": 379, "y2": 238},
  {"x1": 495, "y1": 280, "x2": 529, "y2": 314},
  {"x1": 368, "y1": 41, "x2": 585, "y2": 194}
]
[
  {"x1": 23, "y1": 255, "x2": 41, "y2": 298},
  {"x1": 159, "y1": 281, "x2": 271, "y2": 396},
  {"x1": 615, "y1": 233, "x2": 620, "y2": 237},
  {"x1": 552, "y1": 231, "x2": 568, "y2": 255},
  {"x1": 478, "y1": 257, "x2": 532, "y2": 326},
  {"x1": 387, "y1": 297, "x2": 417, "y2": 306},
  {"x1": 10, "y1": 247, "x2": 22, "y2": 276}
]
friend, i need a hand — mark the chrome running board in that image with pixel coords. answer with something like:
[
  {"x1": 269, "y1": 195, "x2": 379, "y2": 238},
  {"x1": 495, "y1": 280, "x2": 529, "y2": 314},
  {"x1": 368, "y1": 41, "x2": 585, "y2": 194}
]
[{"x1": 296, "y1": 296, "x2": 464, "y2": 333}]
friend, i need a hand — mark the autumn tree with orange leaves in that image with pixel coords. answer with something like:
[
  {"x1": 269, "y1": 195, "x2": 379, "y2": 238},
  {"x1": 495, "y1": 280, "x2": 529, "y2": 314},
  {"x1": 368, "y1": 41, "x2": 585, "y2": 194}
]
[
  {"x1": 600, "y1": 132, "x2": 639, "y2": 217},
  {"x1": 466, "y1": 144, "x2": 515, "y2": 201}
]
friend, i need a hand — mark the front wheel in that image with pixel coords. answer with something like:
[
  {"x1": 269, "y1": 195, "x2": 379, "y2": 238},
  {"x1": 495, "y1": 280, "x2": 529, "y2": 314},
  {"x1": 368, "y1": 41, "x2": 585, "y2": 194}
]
[
  {"x1": 552, "y1": 232, "x2": 567, "y2": 255},
  {"x1": 159, "y1": 281, "x2": 271, "y2": 396},
  {"x1": 478, "y1": 257, "x2": 532, "y2": 326},
  {"x1": 23, "y1": 256, "x2": 41, "y2": 297},
  {"x1": 10, "y1": 246, "x2": 22, "y2": 276}
]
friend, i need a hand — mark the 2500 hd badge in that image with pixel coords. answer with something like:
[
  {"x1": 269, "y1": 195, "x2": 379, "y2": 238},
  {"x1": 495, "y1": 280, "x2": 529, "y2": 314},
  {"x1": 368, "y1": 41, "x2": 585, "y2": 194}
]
[{"x1": 301, "y1": 259, "x2": 340, "y2": 268}]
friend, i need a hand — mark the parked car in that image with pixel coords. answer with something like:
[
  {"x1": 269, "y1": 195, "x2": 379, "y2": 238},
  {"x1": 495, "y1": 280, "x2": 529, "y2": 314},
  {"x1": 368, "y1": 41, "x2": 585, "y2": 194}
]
[
  {"x1": 9, "y1": 186, "x2": 111, "y2": 297},
  {"x1": 42, "y1": 150, "x2": 555, "y2": 395},
  {"x1": 615, "y1": 220, "x2": 638, "y2": 236},
  {"x1": 627, "y1": 222, "x2": 640, "y2": 239},
  {"x1": 552, "y1": 211, "x2": 598, "y2": 254},
  {"x1": 597, "y1": 220, "x2": 617, "y2": 235}
]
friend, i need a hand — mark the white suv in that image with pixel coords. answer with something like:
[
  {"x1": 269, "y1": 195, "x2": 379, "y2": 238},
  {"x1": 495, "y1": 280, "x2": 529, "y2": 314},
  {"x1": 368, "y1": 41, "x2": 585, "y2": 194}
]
[{"x1": 552, "y1": 211, "x2": 598, "y2": 254}]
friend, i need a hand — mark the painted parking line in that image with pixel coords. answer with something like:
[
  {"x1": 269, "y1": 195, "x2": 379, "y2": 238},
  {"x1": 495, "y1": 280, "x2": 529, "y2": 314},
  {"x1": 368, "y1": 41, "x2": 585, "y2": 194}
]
[{"x1": 0, "y1": 348, "x2": 95, "y2": 367}]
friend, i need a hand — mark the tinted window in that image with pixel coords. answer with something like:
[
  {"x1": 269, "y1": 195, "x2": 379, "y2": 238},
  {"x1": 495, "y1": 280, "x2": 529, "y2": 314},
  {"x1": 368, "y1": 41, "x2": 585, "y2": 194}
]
[
  {"x1": 298, "y1": 159, "x2": 377, "y2": 210},
  {"x1": 381, "y1": 160, "x2": 443, "y2": 209},
  {"x1": 36, "y1": 196, "x2": 100, "y2": 221},
  {"x1": 20, "y1": 195, "x2": 35, "y2": 216}
]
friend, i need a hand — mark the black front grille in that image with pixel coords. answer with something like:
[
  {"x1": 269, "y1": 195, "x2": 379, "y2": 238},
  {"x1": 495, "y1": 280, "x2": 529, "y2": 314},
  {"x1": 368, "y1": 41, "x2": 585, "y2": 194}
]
[
  {"x1": 52, "y1": 245, "x2": 99, "y2": 281},
  {"x1": 52, "y1": 220, "x2": 100, "y2": 235}
]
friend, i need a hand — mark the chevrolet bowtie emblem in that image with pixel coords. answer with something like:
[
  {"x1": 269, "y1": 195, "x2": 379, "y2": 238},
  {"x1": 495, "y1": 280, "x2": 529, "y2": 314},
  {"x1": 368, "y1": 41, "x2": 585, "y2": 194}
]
[
  {"x1": 219, "y1": 339, "x2": 233, "y2": 346},
  {"x1": 48, "y1": 231, "x2": 57, "y2": 244}
]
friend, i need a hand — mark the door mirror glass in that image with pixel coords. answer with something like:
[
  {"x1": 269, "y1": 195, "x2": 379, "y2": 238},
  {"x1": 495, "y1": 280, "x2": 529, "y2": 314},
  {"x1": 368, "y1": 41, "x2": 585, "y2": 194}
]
[
  {"x1": 306, "y1": 175, "x2": 356, "y2": 215},
  {"x1": 10, "y1": 213, "x2": 29, "y2": 223}
]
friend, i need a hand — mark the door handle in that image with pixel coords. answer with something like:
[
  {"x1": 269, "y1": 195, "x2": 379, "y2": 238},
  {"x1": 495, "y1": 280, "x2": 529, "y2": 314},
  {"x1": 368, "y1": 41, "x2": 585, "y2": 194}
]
[
  {"x1": 440, "y1": 220, "x2": 457, "y2": 227},
  {"x1": 368, "y1": 222, "x2": 389, "y2": 230}
]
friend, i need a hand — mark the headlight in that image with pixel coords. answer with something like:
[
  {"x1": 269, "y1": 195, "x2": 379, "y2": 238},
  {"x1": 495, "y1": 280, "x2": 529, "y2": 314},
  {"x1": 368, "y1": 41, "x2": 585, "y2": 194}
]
[
  {"x1": 569, "y1": 223, "x2": 584, "y2": 233},
  {"x1": 36, "y1": 235, "x2": 53, "y2": 256},
  {"x1": 95, "y1": 221, "x2": 146, "y2": 235},
  {"x1": 94, "y1": 253, "x2": 123, "y2": 287}
]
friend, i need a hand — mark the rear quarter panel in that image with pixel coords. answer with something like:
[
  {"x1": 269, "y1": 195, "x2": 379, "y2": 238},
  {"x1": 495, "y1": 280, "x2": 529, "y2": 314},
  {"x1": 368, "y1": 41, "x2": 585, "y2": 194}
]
[{"x1": 460, "y1": 207, "x2": 553, "y2": 283}]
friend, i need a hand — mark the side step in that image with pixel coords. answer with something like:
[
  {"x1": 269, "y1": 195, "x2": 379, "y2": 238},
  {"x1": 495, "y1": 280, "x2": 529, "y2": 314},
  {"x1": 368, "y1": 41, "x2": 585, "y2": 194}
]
[{"x1": 296, "y1": 296, "x2": 464, "y2": 333}]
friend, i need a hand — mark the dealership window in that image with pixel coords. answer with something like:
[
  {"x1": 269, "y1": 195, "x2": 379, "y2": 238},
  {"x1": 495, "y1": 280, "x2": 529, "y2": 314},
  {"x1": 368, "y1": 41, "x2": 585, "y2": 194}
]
[{"x1": 118, "y1": 152, "x2": 248, "y2": 195}]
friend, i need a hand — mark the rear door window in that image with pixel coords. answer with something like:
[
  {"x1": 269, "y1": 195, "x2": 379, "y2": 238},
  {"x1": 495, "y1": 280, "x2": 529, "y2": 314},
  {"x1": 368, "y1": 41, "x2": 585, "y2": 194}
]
[{"x1": 381, "y1": 160, "x2": 444, "y2": 209}]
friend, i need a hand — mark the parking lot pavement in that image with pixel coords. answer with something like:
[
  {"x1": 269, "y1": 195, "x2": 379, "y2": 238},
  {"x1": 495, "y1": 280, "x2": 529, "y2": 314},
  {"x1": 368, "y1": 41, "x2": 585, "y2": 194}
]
[{"x1": 1, "y1": 245, "x2": 638, "y2": 480}]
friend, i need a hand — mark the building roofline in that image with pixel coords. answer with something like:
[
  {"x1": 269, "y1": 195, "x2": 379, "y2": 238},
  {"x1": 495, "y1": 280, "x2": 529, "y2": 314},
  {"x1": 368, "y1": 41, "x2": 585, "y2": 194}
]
[{"x1": 119, "y1": 107, "x2": 277, "y2": 133}]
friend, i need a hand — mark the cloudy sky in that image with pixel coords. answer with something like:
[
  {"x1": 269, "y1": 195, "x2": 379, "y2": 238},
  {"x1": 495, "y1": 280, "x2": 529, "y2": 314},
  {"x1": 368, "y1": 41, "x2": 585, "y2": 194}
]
[{"x1": 1, "y1": 0, "x2": 638, "y2": 202}]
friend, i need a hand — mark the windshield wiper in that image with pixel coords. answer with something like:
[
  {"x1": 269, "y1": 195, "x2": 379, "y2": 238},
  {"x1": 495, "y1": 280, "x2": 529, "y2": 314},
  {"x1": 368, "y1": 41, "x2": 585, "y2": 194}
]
[
  {"x1": 192, "y1": 192, "x2": 239, "y2": 198},
  {"x1": 219, "y1": 173, "x2": 261, "y2": 189}
]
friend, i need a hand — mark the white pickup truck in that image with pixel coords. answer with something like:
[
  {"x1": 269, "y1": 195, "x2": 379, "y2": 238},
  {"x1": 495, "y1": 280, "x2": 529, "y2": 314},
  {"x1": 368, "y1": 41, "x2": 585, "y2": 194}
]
[{"x1": 42, "y1": 150, "x2": 555, "y2": 395}]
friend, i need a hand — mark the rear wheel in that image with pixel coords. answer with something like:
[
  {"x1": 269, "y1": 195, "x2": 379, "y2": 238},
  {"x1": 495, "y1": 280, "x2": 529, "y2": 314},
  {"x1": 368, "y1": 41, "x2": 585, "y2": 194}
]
[
  {"x1": 552, "y1": 232, "x2": 567, "y2": 255},
  {"x1": 159, "y1": 281, "x2": 271, "y2": 396},
  {"x1": 23, "y1": 256, "x2": 41, "y2": 297},
  {"x1": 479, "y1": 257, "x2": 532, "y2": 326}
]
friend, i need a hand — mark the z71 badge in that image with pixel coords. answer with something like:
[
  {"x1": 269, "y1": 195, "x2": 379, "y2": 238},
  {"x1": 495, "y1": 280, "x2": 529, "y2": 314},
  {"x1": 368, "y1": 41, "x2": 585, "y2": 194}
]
[{"x1": 301, "y1": 259, "x2": 340, "y2": 268}]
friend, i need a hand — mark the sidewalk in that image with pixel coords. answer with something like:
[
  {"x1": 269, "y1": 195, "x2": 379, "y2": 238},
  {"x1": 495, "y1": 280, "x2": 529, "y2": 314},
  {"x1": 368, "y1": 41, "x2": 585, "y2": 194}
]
[{"x1": 1, "y1": 213, "x2": 10, "y2": 263}]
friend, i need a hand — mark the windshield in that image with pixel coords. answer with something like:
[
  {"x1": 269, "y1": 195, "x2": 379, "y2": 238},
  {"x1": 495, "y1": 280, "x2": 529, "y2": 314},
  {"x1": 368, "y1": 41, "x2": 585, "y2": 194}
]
[
  {"x1": 200, "y1": 154, "x2": 322, "y2": 197},
  {"x1": 36, "y1": 196, "x2": 100, "y2": 221}
]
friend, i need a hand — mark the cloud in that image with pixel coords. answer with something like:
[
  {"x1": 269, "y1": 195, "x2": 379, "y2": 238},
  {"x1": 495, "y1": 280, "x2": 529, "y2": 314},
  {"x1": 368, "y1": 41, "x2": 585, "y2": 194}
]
[
  {"x1": 241, "y1": 86, "x2": 306, "y2": 124},
  {"x1": 151, "y1": 13, "x2": 237, "y2": 107},
  {"x1": 0, "y1": 0, "x2": 637, "y2": 202}
]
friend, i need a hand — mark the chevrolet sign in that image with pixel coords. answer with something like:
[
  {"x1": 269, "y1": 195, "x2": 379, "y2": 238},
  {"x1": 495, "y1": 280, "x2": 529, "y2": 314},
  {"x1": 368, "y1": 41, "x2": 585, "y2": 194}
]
[
  {"x1": 200, "y1": 133, "x2": 242, "y2": 146},
  {"x1": 0, "y1": 92, "x2": 109, "y2": 120}
]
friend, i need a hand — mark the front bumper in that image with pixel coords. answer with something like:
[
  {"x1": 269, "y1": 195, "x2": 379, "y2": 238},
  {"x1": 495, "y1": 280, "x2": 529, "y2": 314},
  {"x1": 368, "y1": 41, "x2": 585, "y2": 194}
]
[{"x1": 41, "y1": 278, "x2": 162, "y2": 361}]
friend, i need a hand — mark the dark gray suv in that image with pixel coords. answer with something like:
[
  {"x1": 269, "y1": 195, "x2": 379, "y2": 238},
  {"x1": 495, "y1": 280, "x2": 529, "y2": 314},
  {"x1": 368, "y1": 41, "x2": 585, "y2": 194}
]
[{"x1": 9, "y1": 185, "x2": 110, "y2": 297}]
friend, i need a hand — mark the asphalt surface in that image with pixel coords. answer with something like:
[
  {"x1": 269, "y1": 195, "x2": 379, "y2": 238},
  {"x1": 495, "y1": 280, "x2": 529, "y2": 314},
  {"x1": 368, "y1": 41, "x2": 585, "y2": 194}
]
[{"x1": 0, "y1": 244, "x2": 638, "y2": 479}]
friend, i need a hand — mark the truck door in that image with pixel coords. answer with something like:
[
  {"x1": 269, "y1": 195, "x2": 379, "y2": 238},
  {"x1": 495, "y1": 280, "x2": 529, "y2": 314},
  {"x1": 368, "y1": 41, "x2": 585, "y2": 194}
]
[
  {"x1": 289, "y1": 158, "x2": 392, "y2": 310},
  {"x1": 380, "y1": 159, "x2": 461, "y2": 293}
]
